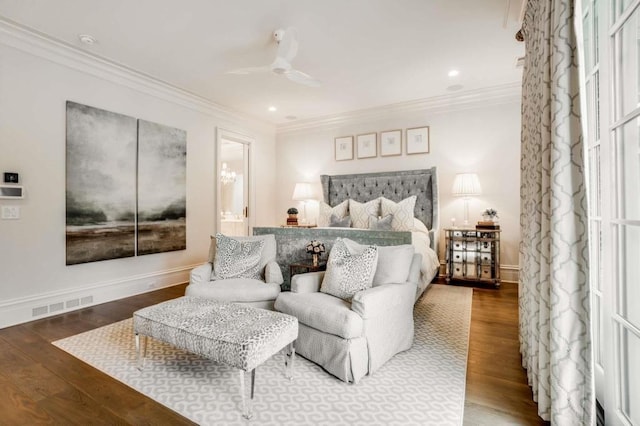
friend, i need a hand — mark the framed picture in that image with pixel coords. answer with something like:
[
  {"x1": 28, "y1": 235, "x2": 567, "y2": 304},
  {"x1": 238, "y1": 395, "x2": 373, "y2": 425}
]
[
  {"x1": 335, "y1": 136, "x2": 354, "y2": 161},
  {"x1": 406, "y1": 126, "x2": 430, "y2": 154},
  {"x1": 380, "y1": 130, "x2": 402, "y2": 156},
  {"x1": 356, "y1": 133, "x2": 377, "y2": 159}
]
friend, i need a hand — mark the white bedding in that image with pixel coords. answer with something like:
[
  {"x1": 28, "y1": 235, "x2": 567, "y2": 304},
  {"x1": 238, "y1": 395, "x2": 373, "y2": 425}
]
[{"x1": 411, "y1": 218, "x2": 440, "y2": 294}]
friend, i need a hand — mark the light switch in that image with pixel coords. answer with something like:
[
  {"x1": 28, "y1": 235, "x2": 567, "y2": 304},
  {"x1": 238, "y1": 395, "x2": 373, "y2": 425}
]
[{"x1": 1, "y1": 205, "x2": 20, "y2": 219}]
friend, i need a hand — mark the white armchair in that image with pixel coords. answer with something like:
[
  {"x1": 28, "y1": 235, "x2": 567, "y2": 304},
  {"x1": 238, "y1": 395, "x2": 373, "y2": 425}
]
[
  {"x1": 186, "y1": 234, "x2": 284, "y2": 310},
  {"x1": 275, "y1": 243, "x2": 421, "y2": 383}
]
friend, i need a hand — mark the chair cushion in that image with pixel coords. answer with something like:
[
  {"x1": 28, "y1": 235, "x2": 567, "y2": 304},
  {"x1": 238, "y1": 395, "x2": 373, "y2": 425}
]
[
  {"x1": 186, "y1": 279, "x2": 281, "y2": 302},
  {"x1": 213, "y1": 233, "x2": 264, "y2": 279},
  {"x1": 275, "y1": 291, "x2": 364, "y2": 339},
  {"x1": 341, "y1": 238, "x2": 415, "y2": 286},
  {"x1": 320, "y1": 238, "x2": 378, "y2": 301}
]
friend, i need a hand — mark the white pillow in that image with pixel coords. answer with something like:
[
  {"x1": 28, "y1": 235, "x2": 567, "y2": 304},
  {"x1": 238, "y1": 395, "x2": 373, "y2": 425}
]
[
  {"x1": 320, "y1": 238, "x2": 378, "y2": 301},
  {"x1": 318, "y1": 200, "x2": 349, "y2": 227},
  {"x1": 341, "y1": 238, "x2": 415, "y2": 286},
  {"x1": 213, "y1": 233, "x2": 264, "y2": 280},
  {"x1": 380, "y1": 196, "x2": 417, "y2": 231},
  {"x1": 349, "y1": 198, "x2": 381, "y2": 229}
]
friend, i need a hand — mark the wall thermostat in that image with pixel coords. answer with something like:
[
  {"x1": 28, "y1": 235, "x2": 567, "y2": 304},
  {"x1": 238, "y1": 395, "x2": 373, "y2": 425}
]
[
  {"x1": 3, "y1": 172, "x2": 19, "y2": 183},
  {"x1": 0, "y1": 185, "x2": 24, "y2": 199}
]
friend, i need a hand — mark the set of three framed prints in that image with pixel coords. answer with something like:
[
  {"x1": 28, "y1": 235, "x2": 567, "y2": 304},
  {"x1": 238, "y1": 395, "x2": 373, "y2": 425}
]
[{"x1": 334, "y1": 126, "x2": 429, "y2": 161}]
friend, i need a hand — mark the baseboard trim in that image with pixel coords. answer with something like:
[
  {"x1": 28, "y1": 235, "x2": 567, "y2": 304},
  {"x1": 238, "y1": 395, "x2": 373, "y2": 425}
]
[{"x1": 0, "y1": 264, "x2": 201, "y2": 329}]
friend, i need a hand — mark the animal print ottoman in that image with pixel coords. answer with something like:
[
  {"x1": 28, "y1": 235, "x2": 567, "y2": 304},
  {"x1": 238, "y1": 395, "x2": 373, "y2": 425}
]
[{"x1": 133, "y1": 296, "x2": 298, "y2": 419}]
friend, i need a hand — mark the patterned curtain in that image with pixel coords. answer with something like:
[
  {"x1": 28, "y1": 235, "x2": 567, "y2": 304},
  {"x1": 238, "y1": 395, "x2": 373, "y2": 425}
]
[{"x1": 519, "y1": 0, "x2": 594, "y2": 424}]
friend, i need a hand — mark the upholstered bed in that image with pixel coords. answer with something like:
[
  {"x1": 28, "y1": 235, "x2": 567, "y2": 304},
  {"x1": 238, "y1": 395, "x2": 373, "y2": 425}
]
[{"x1": 255, "y1": 168, "x2": 440, "y2": 296}]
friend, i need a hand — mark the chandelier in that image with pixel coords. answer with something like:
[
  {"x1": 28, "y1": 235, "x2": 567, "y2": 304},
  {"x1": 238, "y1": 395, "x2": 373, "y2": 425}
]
[{"x1": 220, "y1": 162, "x2": 237, "y2": 185}]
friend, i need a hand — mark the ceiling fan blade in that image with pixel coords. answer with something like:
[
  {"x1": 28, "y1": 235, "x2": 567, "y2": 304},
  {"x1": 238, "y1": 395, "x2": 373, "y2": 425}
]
[
  {"x1": 286, "y1": 69, "x2": 321, "y2": 87},
  {"x1": 277, "y1": 27, "x2": 299, "y2": 63},
  {"x1": 226, "y1": 66, "x2": 271, "y2": 75}
]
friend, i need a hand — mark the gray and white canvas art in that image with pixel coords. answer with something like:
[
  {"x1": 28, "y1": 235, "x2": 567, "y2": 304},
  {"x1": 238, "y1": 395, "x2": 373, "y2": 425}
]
[
  {"x1": 137, "y1": 120, "x2": 187, "y2": 255},
  {"x1": 66, "y1": 101, "x2": 137, "y2": 265}
]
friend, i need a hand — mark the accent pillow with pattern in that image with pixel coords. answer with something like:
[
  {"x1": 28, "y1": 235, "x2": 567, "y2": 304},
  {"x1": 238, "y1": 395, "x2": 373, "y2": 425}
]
[
  {"x1": 213, "y1": 233, "x2": 265, "y2": 280},
  {"x1": 317, "y1": 200, "x2": 349, "y2": 227},
  {"x1": 380, "y1": 196, "x2": 417, "y2": 231},
  {"x1": 320, "y1": 238, "x2": 378, "y2": 301},
  {"x1": 349, "y1": 198, "x2": 381, "y2": 229}
]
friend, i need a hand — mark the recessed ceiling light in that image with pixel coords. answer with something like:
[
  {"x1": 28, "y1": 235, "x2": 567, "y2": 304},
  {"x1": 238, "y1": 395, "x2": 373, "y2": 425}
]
[
  {"x1": 448, "y1": 69, "x2": 460, "y2": 77},
  {"x1": 268, "y1": 106, "x2": 277, "y2": 112},
  {"x1": 78, "y1": 34, "x2": 96, "y2": 45}
]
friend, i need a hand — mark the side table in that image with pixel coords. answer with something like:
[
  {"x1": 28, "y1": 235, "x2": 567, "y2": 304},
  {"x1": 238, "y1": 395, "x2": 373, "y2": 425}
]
[{"x1": 289, "y1": 261, "x2": 327, "y2": 280}]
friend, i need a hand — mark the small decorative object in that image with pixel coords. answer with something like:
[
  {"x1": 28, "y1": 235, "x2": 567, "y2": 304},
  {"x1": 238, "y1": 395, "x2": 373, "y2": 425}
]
[
  {"x1": 306, "y1": 240, "x2": 326, "y2": 266},
  {"x1": 406, "y1": 126, "x2": 430, "y2": 154},
  {"x1": 335, "y1": 136, "x2": 354, "y2": 161},
  {"x1": 380, "y1": 130, "x2": 402, "y2": 156},
  {"x1": 287, "y1": 207, "x2": 299, "y2": 226},
  {"x1": 478, "y1": 208, "x2": 499, "y2": 229},
  {"x1": 356, "y1": 133, "x2": 377, "y2": 159}
]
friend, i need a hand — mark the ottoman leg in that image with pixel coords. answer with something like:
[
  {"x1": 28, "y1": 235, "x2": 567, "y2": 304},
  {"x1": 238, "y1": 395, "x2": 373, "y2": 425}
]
[
  {"x1": 239, "y1": 369, "x2": 255, "y2": 419},
  {"x1": 285, "y1": 341, "x2": 296, "y2": 381},
  {"x1": 135, "y1": 333, "x2": 147, "y2": 371}
]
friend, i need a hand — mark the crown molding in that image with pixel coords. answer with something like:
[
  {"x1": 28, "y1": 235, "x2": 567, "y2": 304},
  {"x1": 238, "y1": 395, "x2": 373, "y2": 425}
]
[
  {"x1": 276, "y1": 82, "x2": 522, "y2": 134},
  {"x1": 0, "y1": 17, "x2": 275, "y2": 134}
]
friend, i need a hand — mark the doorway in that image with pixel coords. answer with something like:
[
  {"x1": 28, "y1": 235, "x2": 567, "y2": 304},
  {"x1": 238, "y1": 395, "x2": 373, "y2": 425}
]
[{"x1": 217, "y1": 129, "x2": 251, "y2": 237}]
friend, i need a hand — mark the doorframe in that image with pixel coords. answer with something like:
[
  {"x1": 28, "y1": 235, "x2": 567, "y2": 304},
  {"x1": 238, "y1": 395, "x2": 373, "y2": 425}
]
[{"x1": 215, "y1": 127, "x2": 254, "y2": 236}]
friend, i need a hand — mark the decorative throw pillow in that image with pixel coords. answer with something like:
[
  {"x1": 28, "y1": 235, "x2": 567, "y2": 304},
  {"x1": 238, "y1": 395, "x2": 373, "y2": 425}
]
[
  {"x1": 213, "y1": 233, "x2": 265, "y2": 280},
  {"x1": 369, "y1": 214, "x2": 393, "y2": 231},
  {"x1": 317, "y1": 200, "x2": 349, "y2": 227},
  {"x1": 380, "y1": 196, "x2": 417, "y2": 231},
  {"x1": 341, "y1": 238, "x2": 415, "y2": 287},
  {"x1": 349, "y1": 198, "x2": 381, "y2": 229},
  {"x1": 320, "y1": 238, "x2": 378, "y2": 301},
  {"x1": 329, "y1": 214, "x2": 352, "y2": 227}
]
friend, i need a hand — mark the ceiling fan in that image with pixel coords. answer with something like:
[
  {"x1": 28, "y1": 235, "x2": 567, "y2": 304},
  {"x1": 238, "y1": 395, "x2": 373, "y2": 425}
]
[{"x1": 227, "y1": 28, "x2": 321, "y2": 88}]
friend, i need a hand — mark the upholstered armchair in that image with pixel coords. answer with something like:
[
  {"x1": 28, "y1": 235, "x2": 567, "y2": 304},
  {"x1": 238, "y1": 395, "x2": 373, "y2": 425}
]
[
  {"x1": 275, "y1": 239, "x2": 422, "y2": 383},
  {"x1": 186, "y1": 234, "x2": 284, "y2": 310}
]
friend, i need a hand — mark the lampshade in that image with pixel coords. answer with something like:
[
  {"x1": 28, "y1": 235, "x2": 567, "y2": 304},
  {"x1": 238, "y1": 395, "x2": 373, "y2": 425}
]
[
  {"x1": 452, "y1": 173, "x2": 481, "y2": 196},
  {"x1": 292, "y1": 182, "x2": 315, "y2": 201}
]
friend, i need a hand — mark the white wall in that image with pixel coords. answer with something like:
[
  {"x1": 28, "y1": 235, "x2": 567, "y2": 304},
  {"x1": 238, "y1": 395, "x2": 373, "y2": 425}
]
[
  {"x1": 0, "y1": 25, "x2": 277, "y2": 327},
  {"x1": 275, "y1": 99, "x2": 522, "y2": 276}
]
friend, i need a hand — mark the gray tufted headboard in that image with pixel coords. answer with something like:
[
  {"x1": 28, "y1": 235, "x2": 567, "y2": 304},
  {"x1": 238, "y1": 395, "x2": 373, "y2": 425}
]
[{"x1": 320, "y1": 168, "x2": 439, "y2": 235}]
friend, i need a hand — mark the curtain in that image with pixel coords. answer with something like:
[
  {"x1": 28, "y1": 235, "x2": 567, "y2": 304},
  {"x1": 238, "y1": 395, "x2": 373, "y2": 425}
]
[{"x1": 519, "y1": 0, "x2": 594, "y2": 424}]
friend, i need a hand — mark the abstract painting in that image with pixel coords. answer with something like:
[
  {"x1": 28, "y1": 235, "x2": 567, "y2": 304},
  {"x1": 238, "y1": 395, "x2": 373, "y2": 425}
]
[
  {"x1": 137, "y1": 119, "x2": 187, "y2": 255},
  {"x1": 66, "y1": 101, "x2": 137, "y2": 265}
]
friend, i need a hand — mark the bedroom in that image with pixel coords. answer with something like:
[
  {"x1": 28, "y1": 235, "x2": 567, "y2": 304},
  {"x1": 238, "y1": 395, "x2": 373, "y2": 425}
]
[{"x1": 0, "y1": 0, "x2": 594, "y2": 425}]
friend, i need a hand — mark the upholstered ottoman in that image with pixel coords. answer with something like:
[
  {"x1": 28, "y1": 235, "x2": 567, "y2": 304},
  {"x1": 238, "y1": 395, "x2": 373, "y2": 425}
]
[{"x1": 133, "y1": 296, "x2": 298, "y2": 419}]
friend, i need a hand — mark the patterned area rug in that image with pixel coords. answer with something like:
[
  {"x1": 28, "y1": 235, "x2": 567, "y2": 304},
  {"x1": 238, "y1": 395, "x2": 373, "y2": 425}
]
[{"x1": 53, "y1": 284, "x2": 472, "y2": 426}]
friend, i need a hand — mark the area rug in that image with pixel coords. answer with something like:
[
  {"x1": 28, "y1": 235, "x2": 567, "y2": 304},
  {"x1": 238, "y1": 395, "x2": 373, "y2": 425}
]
[{"x1": 53, "y1": 284, "x2": 472, "y2": 426}]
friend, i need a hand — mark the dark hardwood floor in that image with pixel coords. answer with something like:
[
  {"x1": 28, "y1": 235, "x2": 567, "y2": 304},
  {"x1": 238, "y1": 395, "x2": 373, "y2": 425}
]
[{"x1": 0, "y1": 281, "x2": 546, "y2": 425}]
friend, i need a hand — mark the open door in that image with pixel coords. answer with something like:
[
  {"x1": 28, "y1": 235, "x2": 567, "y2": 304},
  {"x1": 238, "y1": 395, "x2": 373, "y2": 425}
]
[{"x1": 217, "y1": 129, "x2": 251, "y2": 237}]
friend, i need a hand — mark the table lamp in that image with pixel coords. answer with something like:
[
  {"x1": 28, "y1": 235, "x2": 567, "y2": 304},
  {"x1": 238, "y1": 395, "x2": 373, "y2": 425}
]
[{"x1": 452, "y1": 173, "x2": 481, "y2": 226}]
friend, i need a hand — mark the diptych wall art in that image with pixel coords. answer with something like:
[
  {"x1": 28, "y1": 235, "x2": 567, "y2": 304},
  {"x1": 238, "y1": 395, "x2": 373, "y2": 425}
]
[{"x1": 65, "y1": 101, "x2": 187, "y2": 265}]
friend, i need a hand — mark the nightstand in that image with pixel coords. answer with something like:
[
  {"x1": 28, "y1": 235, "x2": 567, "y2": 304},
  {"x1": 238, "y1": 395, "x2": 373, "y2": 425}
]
[
  {"x1": 289, "y1": 261, "x2": 327, "y2": 279},
  {"x1": 444, "y1": 228, "x2": 501, "y2": 288}
]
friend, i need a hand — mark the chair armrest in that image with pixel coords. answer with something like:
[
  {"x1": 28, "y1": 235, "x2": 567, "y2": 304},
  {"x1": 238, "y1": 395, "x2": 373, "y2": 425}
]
[
  {"x1": 351, "y1": 282, "x2": 415, "y2": 319},
  {"x1": 190, "y1": 263, "x2": 212, "y2": 285},
  {"x1": 291, "y1": 271, "x2": 325, "y2": 293},
  {"x1": 265, "y1": 261, "x2": 284, "y2": 285}
]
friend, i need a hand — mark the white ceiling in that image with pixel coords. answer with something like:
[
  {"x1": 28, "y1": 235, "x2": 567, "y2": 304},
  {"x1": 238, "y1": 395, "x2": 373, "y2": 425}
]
[{"x1": 0, "y1": 0, "x2": 525, "y2": 124}]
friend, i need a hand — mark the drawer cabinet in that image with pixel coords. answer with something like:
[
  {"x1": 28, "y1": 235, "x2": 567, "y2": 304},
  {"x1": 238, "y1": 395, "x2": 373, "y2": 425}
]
[{"x1": 444, "y1": 228, "x2": 500, "y2": 288}]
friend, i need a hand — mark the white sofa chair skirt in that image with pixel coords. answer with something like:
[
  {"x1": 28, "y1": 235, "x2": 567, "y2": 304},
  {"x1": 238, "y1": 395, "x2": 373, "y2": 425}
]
[{"x1": 186, "y1": 234, "x2": 284, "y2": 310}]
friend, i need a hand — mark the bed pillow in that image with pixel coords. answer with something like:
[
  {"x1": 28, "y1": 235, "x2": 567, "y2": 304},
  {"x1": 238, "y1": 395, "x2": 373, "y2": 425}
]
[
  {"x1": 320, "y1": 238, "x2": 378, "y2": 301},
  {"x1": 213, "y1": 233, "x2": 265, "y2": 280},
  {"x1": 341, "y1": 238, "x2": 415, "y2": 286},
  {"x1": 317, "y1": 200, "x2": 349, "y2": 227},
  {"x1": 369, "y1": 214, "x2": 393, "y2": 231},
  {"x1": 349, "y1": 198, "x2": 381, "y2": 229},
  {"x1": 380, "y1": 196, "x2": 417, "y2": 231},
  {"x1": 329, "y1": 214, "x2": 352, "y2": 227}
]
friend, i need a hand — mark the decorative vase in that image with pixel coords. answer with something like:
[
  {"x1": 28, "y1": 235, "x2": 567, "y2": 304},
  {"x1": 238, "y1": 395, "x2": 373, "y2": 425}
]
[{"x1": 312, "y1": 253, "x2": 319, "y2": 267}]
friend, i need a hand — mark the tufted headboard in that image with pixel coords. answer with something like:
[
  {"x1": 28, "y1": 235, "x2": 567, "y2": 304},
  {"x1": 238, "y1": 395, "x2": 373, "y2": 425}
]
[{"x1": 320, "y1": 168, "x2": 439, "y2": 233}]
